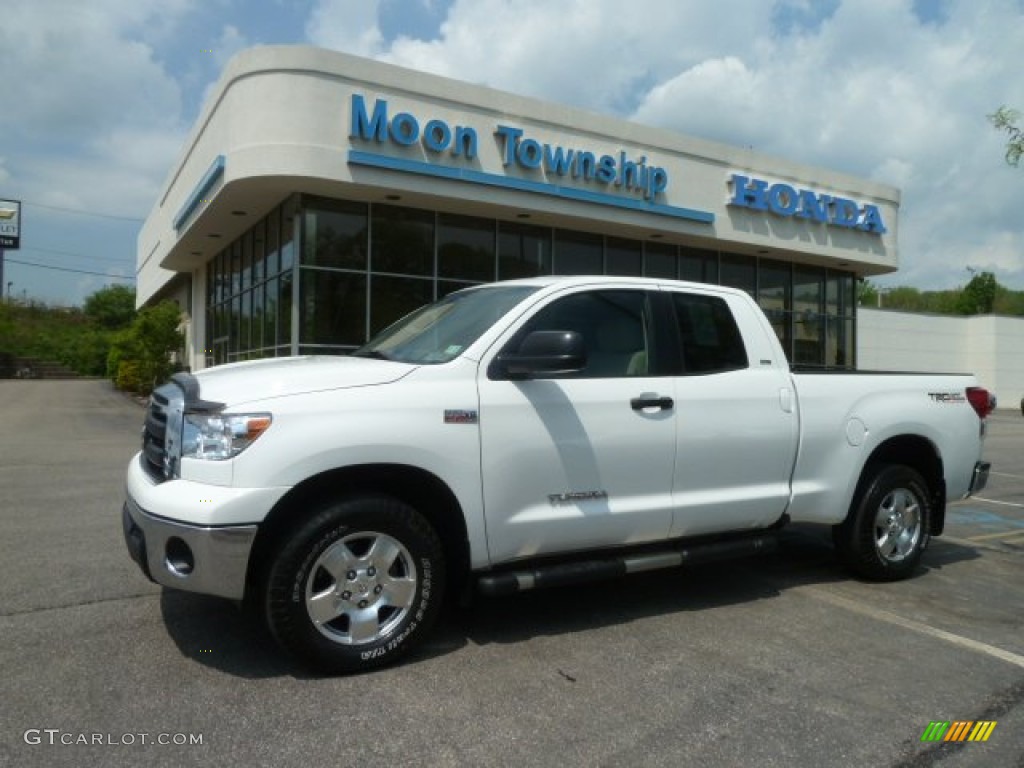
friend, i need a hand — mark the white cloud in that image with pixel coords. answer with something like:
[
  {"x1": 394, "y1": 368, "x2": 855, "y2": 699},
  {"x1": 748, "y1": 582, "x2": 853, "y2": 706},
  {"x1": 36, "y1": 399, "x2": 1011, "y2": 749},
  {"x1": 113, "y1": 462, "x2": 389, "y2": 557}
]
[
  {"x1": 7, "y1": 0, "x2": 1021, "y2": 304},
  {"x1": 214, "y1": 24, "x2": 251, "y2": 69},
  {"x1": 0, "y1": 0, "x2": 193, "y2": 219},
  {"x1": 0, "y1": 0, "x2": 196, "y2": 304},
  {"x1": 306, "y1": 0, "x2": 385, "y2": 57},
  {"x1": 305, "y1": 0, "x2": 1024, "y2": 289},
  {"x1": 381, "y1": 0, "x2": 773, "y2": 113},
  {"x1": 0, "y1": 1, "x2": 187, "y2": 141}
]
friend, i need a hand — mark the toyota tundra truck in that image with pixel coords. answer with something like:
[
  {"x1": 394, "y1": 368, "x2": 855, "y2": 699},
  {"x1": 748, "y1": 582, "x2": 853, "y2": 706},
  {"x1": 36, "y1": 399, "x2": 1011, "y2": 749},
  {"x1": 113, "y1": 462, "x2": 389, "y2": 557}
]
[{"x1": 122, "y1": 276, "x2": 992, "y2": 673}]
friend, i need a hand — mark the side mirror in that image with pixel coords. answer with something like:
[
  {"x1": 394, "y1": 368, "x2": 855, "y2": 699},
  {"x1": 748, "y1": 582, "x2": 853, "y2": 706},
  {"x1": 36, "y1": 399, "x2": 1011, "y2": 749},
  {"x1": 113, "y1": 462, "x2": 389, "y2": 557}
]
[{"x1": 492, "y1": 330, "x2": 587, "y2": 379}]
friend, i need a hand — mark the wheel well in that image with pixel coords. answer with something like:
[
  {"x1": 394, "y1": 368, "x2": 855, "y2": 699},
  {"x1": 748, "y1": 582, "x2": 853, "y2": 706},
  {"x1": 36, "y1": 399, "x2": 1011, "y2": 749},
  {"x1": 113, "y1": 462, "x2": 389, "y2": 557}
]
[
  {"x1": 862, "y1": 435, "x2": 946, "y2": 535},
  {"x1": 245, "y1": 464, "x2": 470, "y2": 600}
]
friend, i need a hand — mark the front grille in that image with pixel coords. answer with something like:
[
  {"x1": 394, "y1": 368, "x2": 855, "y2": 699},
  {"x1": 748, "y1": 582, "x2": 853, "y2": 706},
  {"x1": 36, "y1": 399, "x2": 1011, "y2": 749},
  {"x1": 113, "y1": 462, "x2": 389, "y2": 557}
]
[
  {"x1": 141, "y1": 383, "x2": 183, "y2": 482},
  {"x1": 140, "y1": 375, "x2": 211, "y2": 483},
  {"x1": 142, "y1": 390, "x2": 169, "y2": 481}
]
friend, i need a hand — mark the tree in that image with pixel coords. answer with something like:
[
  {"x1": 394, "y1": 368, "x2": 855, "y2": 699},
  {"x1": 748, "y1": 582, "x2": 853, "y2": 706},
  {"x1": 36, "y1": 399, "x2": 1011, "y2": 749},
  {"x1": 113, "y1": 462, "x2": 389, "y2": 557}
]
[
  {"x1": 107, "y1": 300, "x2": 183, "y2": 394},
  {"x1": 888, "y1": 286, "x2": 926, "y2": 311},
  {"x1": 858, "y1": 279, "x2": 879, "y2": 307},
  {"x1": 84, "y1": 284, "x2": 137, "y2": 329},
  {"x1": 988, "y1": 106, "x2": 1023, "y2": 167},
  {"x1": 956, "y1": 271, "x2": 998, "y2": 315}
]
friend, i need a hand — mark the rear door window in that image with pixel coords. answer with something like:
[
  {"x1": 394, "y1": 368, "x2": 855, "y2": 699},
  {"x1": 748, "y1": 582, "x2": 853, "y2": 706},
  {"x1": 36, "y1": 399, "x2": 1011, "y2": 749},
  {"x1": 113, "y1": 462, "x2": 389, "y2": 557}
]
[{"x1": 669, "y1": 292, "x2": 748, "y2": 375}]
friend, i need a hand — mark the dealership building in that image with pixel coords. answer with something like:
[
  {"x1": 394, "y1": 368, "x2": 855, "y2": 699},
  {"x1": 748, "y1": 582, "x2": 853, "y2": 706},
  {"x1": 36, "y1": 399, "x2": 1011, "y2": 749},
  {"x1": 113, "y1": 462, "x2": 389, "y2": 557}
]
[{"x1": 138, "y1": 45, "x2": 903, "y2": 373}]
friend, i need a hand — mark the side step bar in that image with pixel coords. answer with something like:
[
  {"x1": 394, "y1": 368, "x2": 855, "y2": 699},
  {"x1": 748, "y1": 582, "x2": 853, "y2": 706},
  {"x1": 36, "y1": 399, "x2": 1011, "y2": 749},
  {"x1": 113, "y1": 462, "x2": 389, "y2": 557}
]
[{"x1": 477, "y1": 534, "x2": 778, "y2": 596}]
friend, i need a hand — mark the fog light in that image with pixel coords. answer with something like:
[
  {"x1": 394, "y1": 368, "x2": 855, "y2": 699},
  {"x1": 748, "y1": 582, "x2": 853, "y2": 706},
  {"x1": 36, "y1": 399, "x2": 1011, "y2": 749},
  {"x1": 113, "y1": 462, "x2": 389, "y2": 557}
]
[{"x1": 166, "y1": 537, "x2": 194, "y2": 576}]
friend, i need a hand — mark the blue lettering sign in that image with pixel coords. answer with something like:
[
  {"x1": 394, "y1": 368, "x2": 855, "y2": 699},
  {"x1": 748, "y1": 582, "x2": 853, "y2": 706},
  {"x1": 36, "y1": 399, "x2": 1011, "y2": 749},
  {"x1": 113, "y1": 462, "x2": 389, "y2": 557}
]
[
  {"x1": 728, "y1": 174, "x2": 887, "y2": 234},
  {"x1": 350, "y1": 94, "x2": 672, "y2": 204},
  {"x1": 544, "y1": 145, "x2": 575, "y2": 175},
  {"x1": 350, "y1": 94, "x2": 388, "y2": 142},
  {"x1": 795, "y1": 189, "x2": 830, "y2": 222},
  {"x1": 767, "y1": 183, "x2": 798, "y2": 216},
  {"x1": 831, "y1": 197, "x2": 860, "y2": 228},
  {"x1": 350, "y1": 95, "x2": 479, "y2": 160},
  {"x1": 577, "y1": 152, "x2": 597, "y2": 180},
  {"x1": 390, "y1": 112, "x2": 419, "y2": 146},
  {"x1": 859, "y1": 205, "x2": 885, "y2": 233},
  {"x1": 423, "y1": 119, "x2": 451, "y2": 153},
  {"x1": 453, "y1": 125, "x2": 477, "y2": 158},
  {"x1": 518, "y1": 138, "x2": 543, "y2": 169},
  {"x1": 495, "y1": 125, "x2": 522, "y2": 166},
  {"x1": 493, "y1": 128, "x2": 668, "y2": 201}
]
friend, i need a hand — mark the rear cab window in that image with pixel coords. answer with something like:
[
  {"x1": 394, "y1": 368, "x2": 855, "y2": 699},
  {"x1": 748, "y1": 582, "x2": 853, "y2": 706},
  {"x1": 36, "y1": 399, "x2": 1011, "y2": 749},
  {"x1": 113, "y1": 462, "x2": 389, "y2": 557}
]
[{"x1": 669, "y1": 292, "x2": 749, "y2": 375}]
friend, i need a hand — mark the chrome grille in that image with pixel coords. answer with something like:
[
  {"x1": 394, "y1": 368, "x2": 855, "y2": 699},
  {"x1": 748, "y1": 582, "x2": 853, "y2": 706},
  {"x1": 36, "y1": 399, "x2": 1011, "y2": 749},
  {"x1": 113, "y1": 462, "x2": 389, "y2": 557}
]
[{"x1": 141, "y1": 383, "x2": 182, "y2": 482}]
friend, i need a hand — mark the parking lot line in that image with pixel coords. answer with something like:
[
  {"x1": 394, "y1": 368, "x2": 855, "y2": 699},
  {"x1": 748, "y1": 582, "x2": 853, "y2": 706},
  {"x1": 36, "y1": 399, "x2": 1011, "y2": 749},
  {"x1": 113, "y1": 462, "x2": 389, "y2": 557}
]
[
  {"x1": 797, "y1": 587, "x2": 1024, "y2": 671},
  {"x1": 971, "y1": 497, "x2": 1024, "y2": 509},
  {"x1": 967, "y1": 529, "x2": 1024, "y2": 542},
  {"x1": 988, "y1": 470, "x2": 1024, "y2": 479}
]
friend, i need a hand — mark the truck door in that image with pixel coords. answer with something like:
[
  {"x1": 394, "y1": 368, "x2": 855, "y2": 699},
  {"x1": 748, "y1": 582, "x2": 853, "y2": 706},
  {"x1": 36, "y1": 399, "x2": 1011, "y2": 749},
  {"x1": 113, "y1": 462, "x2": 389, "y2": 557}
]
[
  {"x1": 477, "y1": 287, "x2": 677, "y2": 564},
  {"x1": 664, "y1": 289, "x2": 799, "y2": 537}
]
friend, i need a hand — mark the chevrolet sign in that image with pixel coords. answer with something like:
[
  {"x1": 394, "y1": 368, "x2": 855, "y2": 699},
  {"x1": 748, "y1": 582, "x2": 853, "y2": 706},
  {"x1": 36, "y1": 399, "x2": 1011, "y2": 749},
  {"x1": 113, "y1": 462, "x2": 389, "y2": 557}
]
[{"x1": 0, "y1": 199, "x2": 21, "y2": 249}]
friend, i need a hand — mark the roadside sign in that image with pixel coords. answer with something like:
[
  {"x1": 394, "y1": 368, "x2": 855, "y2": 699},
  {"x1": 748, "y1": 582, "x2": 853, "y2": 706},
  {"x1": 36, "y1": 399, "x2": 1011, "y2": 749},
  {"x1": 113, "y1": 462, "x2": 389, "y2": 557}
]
[{"x1": 0, "y1": 199, "x2": 21, "y2": 249}]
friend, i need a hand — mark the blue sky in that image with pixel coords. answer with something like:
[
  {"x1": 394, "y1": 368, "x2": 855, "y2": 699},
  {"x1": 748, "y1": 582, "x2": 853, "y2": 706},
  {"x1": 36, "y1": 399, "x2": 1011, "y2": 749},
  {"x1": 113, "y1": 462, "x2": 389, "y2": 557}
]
[{"x1": 1, "y1": 0, "x2": 1022, "y2": 306}]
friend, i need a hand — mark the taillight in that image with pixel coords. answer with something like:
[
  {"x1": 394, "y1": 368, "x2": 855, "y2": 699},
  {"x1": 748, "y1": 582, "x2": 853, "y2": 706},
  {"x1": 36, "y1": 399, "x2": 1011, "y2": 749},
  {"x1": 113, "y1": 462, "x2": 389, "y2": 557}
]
[{"x1": 966, "y1": 387, "x2": 994, "y2": 419}]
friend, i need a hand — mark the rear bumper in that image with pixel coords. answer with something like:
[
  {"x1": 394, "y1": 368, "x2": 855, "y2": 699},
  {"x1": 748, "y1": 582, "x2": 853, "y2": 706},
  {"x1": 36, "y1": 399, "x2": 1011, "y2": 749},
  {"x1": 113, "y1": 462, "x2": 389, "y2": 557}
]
[
  {"x1": 122, "y1": 493, "x2": 257, "y2": 601},
  {"x1": 968, "y1": 461, "x2": 991, "y2": 496}
]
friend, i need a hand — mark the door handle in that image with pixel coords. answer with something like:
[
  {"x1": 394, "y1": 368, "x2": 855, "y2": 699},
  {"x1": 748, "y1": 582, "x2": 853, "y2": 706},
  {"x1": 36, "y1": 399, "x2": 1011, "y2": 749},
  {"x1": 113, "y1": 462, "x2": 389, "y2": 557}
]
[{"x1": 630, "y1": 395, "x2": 674, "y2": 411}]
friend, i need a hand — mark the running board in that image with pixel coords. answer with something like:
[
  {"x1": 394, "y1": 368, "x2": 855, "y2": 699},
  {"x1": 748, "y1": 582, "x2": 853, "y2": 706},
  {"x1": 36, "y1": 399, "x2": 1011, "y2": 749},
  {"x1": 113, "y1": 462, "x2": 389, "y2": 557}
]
[{"x1": 476, "y1": 534, "x2": 778, "y2": 596}]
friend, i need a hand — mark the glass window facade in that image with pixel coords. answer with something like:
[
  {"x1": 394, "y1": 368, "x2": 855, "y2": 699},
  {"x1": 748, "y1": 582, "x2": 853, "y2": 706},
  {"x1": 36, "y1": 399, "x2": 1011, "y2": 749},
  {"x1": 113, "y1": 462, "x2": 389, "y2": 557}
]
[
  {"x1": 605, "y1": 237, "x2": 642, "y2": 276},
  {"x1": 554, "y1": 230, "x2": 603, "y2": 275},
  {"x1": 498, "y1": 221, "x2": 551, "y2": 279},
  {"x1": 644, "y1": 242, "x2": 678, "y2": 279},
  {"x1": 203, "y1": 194, "x2": 858, "y2": 369},
  {"x1": 438, "y1": 213, "x2": 496, "y2": 282},
  {"x1": 720, "y1": 253, "x2": 756, "y2": 296}
]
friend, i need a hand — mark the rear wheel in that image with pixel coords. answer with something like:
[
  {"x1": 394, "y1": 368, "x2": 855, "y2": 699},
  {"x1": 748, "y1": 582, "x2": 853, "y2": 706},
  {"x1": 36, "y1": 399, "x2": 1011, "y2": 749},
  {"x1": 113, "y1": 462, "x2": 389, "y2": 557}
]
[
  {"x1": 265, "y1": 496, "x2": 444, "y2": 673},
  {"x1": 833, "y1": 464, "x2": 931, "y2": 581}
]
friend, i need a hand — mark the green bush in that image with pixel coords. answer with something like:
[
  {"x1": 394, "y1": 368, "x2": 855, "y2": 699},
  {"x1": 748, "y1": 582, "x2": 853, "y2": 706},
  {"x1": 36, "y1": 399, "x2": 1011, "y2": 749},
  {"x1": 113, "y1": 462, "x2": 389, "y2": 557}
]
[
  {"x1": 115, "y1": 359, "x2": 145, "y2": 393},
  {"x1": 0, "y1": 287, "x2": 136, "y2": 378},
  {"x1": 108, "y1": 301, "x2": 184, "y2": 394},
  {"x1": 84, "y1": 285, "x2": 136, "y2": 330}
]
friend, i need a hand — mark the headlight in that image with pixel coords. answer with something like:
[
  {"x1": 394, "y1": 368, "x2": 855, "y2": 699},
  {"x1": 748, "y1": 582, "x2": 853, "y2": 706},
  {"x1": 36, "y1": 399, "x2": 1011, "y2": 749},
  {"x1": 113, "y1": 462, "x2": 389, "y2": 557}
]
[{"x1": 182, "y1": 412, "x2": 272, "y2": 460}]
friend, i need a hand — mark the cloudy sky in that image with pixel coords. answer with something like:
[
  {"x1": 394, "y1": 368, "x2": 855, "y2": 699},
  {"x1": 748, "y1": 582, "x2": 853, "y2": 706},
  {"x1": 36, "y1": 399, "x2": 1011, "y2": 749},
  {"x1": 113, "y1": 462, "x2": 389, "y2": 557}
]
[{"x1": 1, "y1": 0, "x2": 1022, "y2": 306}]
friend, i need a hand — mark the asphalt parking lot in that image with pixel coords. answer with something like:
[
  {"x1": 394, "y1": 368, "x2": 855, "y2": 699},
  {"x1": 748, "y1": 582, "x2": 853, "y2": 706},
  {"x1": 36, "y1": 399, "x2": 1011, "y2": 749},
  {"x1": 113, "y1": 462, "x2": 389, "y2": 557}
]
[{"x1": 1, "y1": 379, "x2": 1021, "y2": 767}]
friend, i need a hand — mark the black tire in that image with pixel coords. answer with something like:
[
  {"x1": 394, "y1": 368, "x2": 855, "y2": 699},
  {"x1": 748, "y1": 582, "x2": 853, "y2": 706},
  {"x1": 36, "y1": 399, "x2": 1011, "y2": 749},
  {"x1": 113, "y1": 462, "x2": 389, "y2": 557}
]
[
  {"x1": 833, "y1": 464, "x2": 931, "y2": 582},
  {"x1": 265, "y1": 496, "x2": 444, "y2": 674}
]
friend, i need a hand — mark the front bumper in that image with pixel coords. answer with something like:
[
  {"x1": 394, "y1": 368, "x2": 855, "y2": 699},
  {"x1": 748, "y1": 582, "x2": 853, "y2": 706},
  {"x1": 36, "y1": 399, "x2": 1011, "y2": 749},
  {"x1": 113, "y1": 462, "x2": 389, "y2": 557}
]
[{"x1": 122, "y1": 493, "x2": 257, "y2": 601}]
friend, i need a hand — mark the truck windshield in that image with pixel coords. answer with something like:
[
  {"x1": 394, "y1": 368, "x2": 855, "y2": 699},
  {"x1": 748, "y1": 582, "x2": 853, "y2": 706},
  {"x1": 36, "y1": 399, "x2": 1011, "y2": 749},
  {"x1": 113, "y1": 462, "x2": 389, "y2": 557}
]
[{"x1": 353, "y1": 285, "x2": 539, "y2": 364}]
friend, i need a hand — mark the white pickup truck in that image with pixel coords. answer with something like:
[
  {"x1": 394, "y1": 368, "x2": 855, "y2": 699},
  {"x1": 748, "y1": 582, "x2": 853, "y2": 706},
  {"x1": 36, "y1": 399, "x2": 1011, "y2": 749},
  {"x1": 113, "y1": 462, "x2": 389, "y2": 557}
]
[{"x1": 122, "y1": 276, "x2": 992, "y2": 673}]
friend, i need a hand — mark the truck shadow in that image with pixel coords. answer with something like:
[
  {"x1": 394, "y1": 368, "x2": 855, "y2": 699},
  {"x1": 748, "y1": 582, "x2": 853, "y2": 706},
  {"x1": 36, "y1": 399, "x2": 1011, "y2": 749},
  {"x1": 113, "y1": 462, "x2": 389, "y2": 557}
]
[
  {"x1": 159, "y1": 525, "x2": 982, "y2": 678},
  {"x1": 159, "y1": 591, "x2": 308, "y2": 679},
  {"x1": 456, "y1": 527, "x2": 983, "y2": 649}
]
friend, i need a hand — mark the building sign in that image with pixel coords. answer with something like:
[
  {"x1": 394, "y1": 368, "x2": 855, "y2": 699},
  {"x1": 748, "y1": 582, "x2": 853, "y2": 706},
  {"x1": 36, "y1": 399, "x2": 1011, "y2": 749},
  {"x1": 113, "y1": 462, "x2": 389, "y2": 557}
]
[
  {"x1": 492, "y1": 125, "x2": 667, "y2": 202},
  {"x1": 0, "y1": 199, "x2": 21, "y2": 249},
  {"x1": 347, "y1": 94, "x2": 714, "y2": 224},
  {"x1": 728, "y1": 174, "x2": 886, "y2": 234}
]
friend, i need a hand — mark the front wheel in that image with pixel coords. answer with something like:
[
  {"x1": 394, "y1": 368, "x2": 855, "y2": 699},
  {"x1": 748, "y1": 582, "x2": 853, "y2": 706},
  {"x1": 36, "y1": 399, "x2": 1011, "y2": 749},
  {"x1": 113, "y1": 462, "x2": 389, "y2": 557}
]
[
  {"x1": 265, "y1": 496, "x2": 445, "y2": 674},
  {"x1": 833, "y1": 464, "x2": 931, "y2": 581}
]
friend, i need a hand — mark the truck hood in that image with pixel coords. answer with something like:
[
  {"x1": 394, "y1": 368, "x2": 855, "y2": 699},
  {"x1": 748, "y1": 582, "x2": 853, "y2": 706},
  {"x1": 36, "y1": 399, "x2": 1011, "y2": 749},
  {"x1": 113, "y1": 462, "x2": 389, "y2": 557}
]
[{"x1": 193, "y1": 355, "x2": 415, "y2": 406}]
